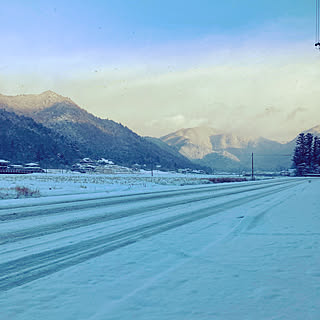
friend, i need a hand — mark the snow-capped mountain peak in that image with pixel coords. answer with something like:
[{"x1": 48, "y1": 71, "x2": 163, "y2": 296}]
[
  {"x1": 0, "y1": 90, "x2": 73, "y2": 112},
  {"x1": 160, "y1": 126, "x2": 294, "y2": 171}
]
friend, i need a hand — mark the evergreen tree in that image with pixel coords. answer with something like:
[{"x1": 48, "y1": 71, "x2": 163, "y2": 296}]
[
  {"x1": 292, "y1": 133, "x2": 306, "y2": 176},
  {"x1": 313, "y1": 136, "x2": 320, "y2": 172},
  {"x1": 305, "y1": 133, "x2": 314, "y2": 172}
]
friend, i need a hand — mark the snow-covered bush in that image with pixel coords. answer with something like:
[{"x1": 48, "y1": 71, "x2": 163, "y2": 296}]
[{"x1": 14, "y1": 186, "x2": 40, "y2": 198}]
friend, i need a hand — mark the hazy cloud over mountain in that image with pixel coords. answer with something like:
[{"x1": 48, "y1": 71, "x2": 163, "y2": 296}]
[{"x1": 0, "y1": 1, "x2": 317, "y2": 143}]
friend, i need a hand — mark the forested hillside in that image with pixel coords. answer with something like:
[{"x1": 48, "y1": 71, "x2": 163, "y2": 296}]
[
  {"x1": 0, "y1": 109, "x2": 82, "y2": 166},
  {"x1": 0, "y1": 92, "x2": 203, "y2": 170}
]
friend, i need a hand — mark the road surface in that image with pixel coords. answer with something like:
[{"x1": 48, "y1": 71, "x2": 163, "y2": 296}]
[{"x1": 1, "y1": 177, "x2": 318, "y2": 319}]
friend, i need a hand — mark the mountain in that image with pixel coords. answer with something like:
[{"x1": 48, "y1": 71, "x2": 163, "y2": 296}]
[
  {"x1": 0, "y1": 109, "x2": 82, "y2": 166},
  {"x1": 144, "y1": 136, "x2": 200, "y2": 168},
  {"x1": 0, "y1": 92, "x2": 200, "y2": 170},
  {"x1": 161, "y1": 127, "x2": 221, "y2": 159},
  {"x1": 161, "y1": 127, "x2": 295, "y2": 172},
  {"x1": 0, "y1": 91, "x2": 73, "y2": 113},
  {"x1": 305, "y1": 124, "x2": 320, "y2": 135}
]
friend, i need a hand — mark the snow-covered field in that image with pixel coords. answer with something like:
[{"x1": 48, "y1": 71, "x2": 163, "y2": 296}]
[
  {"x1": 0, "y1": 170, "x2": 220, "y2": 199},
  {"x1": 0, "y1": 173, "x2": 318, "y2": 319}
]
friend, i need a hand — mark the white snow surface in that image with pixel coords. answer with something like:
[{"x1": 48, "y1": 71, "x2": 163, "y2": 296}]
[
  {"x1": 0, "y1": 170, "x2": 220, "y2": 200},
  {"x1": 0, "y1": 174, "x2": 319, "y2": 319}
]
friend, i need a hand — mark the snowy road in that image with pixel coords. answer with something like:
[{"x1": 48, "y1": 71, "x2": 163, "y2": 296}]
[{"x1": 1, "y1": 177, "x2": 318, "y2": 319}]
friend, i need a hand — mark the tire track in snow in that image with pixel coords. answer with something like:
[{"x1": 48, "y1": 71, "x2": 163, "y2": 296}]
[
  {"x1": 0, "y1": 180, "x2": 298, "y2": 245},
  {"x1": 0, "y1": 179, "x2": 298, "y2": 221},
  {"x1": 0, "y1": 183, "x2": 236, "y2": 214},
  {"x1": 0, "y1": 181, "x2": 303, "y2": 292}
]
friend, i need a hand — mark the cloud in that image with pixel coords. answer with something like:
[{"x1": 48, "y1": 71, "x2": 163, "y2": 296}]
[
  {"x1": 148, "y1": 115, "x2": 211, "y2": 136},
  {"x1": 256, "y1": 107, "x2": 281, "y2": 118},
  {"x1": 0, "y1": 27, "x2": 319, "y2": 142},
  {"x1": 286, "y1": 107, "x2": 307, "y2": 121}
]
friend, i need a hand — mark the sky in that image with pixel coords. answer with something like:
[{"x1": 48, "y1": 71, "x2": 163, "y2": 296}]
[{"x1": 0, "y1": 0, "x2": 319, "y2": 142}]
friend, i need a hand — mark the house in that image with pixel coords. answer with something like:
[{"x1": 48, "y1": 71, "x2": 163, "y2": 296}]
[{"x1": 0, "y1": 159, "x2": 10, "y2": 169}]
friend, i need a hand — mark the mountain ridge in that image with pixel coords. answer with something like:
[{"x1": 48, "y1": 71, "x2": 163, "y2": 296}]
[
  {"x1": 160, "y1": 126, "x2": 300, "y2": 171},
  {"x1": 0, "y1": 91, "x2": 73, "y2": 113},
  {"x1": 0, "y1": 91, "x2": 203, "y2": 170},
  {"x1": 2, "y1": 91, "x2": 317, "y2": 172},
  {"x1": 305, "y1": 124, "x2": 320, "y2": 135}
]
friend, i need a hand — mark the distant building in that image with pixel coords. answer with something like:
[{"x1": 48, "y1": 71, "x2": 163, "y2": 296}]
[
  {"x1": 0, "y1": 160, "x2": 44, "y2": 174},
  {"x1": 79, "y1": 158, "x2": 95, "y2": 166},
  {"x1": 24, "y1": 163, "x2": 44, "y2": 173},
  {"x1": 0, "y1": 160, "x2": 10, "y2": 169},
  {"x1": 132, "y1": 164, "x2": 141, "y2": 171}
]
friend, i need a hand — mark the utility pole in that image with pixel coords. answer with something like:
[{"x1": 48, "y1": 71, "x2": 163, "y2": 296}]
[{"x1": 251, "y1": 152, "x2": 255, "y2": 181}]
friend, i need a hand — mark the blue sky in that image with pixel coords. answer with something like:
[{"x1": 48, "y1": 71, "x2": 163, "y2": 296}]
[
  {"x1": 0, "y1": 0, "x2": 314, "y2": 59},
  {"x1": 0, "y1": 1, "x2": 318, "y2": 141}
]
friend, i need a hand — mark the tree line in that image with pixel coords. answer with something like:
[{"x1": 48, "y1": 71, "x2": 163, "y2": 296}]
[{"x1": 292, "y1": 133, "x2": 320, "y2": 176}]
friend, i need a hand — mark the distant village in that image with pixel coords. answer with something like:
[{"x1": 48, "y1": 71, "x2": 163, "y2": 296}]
[
  {"x1": 0, "y1": 160, "x2": 44, "y2": 174},
  {"x1": 0, "y1": 158, "x2": 206, "y2": 175},
  {"x1": 72, "y1": 158, "x2": 206, "y2": 174}
]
